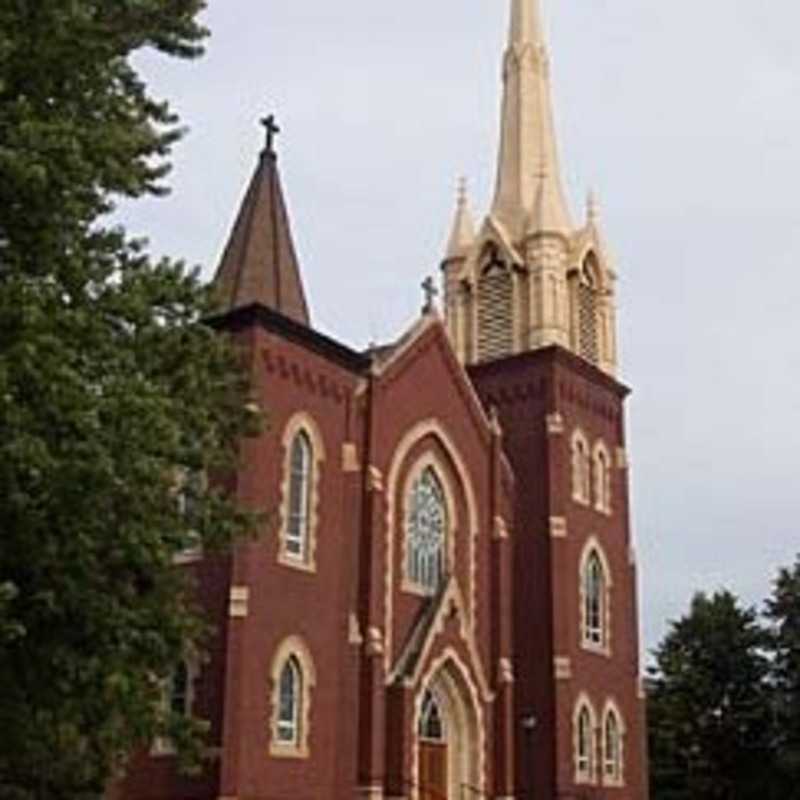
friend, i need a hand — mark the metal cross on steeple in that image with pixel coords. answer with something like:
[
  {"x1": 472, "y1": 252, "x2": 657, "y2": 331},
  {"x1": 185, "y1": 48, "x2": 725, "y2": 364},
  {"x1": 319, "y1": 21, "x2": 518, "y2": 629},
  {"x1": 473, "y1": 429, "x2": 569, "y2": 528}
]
[
  {"x1": 260, "y1": 114, "x2": 281, "y2": 155},
  {"x1": 421, "y1": 275, "x2": 439, "y2": 315}
]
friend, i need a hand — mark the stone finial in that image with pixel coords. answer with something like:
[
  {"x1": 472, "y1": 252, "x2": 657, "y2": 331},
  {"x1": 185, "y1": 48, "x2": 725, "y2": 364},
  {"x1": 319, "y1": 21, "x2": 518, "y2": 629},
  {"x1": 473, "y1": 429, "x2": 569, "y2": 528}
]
[{"x1": 444, "y1": 176, "x2": 476, "y2": 260}]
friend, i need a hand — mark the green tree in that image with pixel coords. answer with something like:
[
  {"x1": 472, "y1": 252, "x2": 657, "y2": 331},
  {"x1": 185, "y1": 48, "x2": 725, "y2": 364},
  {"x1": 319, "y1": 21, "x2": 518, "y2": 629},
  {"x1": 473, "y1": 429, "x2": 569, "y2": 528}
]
[
  {"x1": 765, "y1": 556, "x2": 800, "y2": 789},
  {"x1": 0, "y1": 2, "x2": 259, "y2": 798},
  {"x1": 647, "y1": 591, "x2": 775, "y2": 800}
]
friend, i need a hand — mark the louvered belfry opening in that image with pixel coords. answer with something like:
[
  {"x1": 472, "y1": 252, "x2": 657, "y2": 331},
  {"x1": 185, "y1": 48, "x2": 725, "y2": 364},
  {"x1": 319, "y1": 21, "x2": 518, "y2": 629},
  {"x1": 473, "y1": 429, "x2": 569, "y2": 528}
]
[
  {"x1": 577, "y1": 255, "x2": 600, "y2": 365},
  {"x1": 478, "y1": 249, "x2": 514, "y2": 362}
]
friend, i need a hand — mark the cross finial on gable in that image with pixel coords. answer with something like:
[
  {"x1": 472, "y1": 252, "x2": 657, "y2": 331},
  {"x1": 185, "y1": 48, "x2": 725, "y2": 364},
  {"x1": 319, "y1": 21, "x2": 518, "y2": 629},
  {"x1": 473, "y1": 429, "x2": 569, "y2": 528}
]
[
  {"x1": 421, "y1": 276, "x2": 439, "y2": 315},
  {"x1": 260, "y1": 113, "x2": 281, "y2": 155}
]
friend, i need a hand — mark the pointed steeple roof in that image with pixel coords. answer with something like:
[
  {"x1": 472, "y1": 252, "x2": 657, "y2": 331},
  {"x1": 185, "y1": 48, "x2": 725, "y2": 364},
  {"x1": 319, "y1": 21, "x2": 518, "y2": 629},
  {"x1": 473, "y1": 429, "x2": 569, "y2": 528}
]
[
  {"x1": 492, "y1": 0, "x2": 572, "y2": 238},
  {"x1": 444, "y1": 177, "x2": 476, "y2": 260},
  {"x1": 213, "y1": 120, "x2": 310, "y2": 325}
]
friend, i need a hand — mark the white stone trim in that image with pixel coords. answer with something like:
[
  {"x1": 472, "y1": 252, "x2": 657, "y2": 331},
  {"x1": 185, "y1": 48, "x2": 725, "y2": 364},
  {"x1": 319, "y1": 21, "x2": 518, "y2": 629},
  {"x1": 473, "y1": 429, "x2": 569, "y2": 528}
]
[
  {"x1": 228, "y1": 586, "x2": 250, "y2": 619},
  {"x1": 592, "y1": 439, "x2": 612, "y2": 515},
  {"x1": 553, "y1": 656, "x2": 572, "y2": 681},
  {"x1": 570, "y1": 427, "x2": 591, "y2": 506},
  {"x1": 545, "y1": 412, "x2": 565, "y2": 435},
  {"x1": 549, "y1": 516, "x2": 568, "y2": 539}
]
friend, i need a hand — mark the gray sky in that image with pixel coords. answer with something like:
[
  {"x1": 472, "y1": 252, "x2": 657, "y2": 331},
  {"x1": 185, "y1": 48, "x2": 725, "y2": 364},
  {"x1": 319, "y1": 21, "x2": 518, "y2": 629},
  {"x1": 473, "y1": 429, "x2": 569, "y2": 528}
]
[{"x1": 122, "y1": 0, "x2": 800, "y2": 656}]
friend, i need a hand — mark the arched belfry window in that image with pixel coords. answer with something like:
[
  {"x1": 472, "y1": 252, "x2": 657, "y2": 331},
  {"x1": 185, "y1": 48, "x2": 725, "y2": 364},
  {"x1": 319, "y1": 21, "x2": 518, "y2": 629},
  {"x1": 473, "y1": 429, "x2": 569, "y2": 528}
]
[
  {"x1": 477, "y1": 245, "x2": 513, "y2": 362},
  {"x1": 419, "y1": 688, "x2": 446, "y2": 742},
  {"x1": 286, "y1": 430, "x2": 312, "y2": 559},
  {"x1": 406, "y1": 467, "x2": 447, "y2": 593},
  {"x1": 577, "y1": 254, "x2": 600, "y2": 364}
]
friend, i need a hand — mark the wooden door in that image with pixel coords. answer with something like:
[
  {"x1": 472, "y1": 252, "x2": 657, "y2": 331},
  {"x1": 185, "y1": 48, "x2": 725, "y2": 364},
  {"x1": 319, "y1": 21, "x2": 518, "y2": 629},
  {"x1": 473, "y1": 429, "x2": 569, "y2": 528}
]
[{"x1": 419, "y1": 741, "x2": 448, "y2": 800}]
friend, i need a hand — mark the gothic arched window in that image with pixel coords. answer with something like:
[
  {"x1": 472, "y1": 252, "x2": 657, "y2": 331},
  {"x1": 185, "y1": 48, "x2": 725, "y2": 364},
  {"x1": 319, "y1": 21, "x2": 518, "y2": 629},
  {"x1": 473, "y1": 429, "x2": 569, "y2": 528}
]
[
  {"x1": 575, "y1": 702, "x2": 595, "y2": 782},
  {"x1": 571, "y1": 429, "x2": 591, "y2": 505},
  {"x1": 286, "y1": 431, "x2": 313, "y2": 559},
  {"x1": 277, "y1": 657, "x2": 302, "y2": 745},
  {"x1": 477, "y1": 248, "x2": 513, "y2": 362},
  {"x1": 583, "y1": 549, "x2": 608, "y2": 649},
  {"x1": 593, "y1": 440, "x2": 612, "y2": 514},
  {"x1": 603, "y1": 706, "x2": 624, "y2": 784},
  {"x1": 419, "y1": 688, "x2": 446, "y2": 742},
  {"x1": 406, "y1": 467, "x2": 447, "y2": 593}
]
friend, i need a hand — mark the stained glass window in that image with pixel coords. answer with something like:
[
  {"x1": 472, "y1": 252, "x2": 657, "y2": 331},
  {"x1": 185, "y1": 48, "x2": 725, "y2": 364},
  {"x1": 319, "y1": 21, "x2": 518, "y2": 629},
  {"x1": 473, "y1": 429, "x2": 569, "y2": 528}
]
[{"x1": 406, "y1": 467, "x2": 446, "y2": 592}]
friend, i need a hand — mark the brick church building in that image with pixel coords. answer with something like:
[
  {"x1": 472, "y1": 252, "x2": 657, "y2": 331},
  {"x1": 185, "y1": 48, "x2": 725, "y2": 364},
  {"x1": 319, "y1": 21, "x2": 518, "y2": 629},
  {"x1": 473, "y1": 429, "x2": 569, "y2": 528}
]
[{"x1": 118, "y1": 0, "x2": 648, "y2": 798}]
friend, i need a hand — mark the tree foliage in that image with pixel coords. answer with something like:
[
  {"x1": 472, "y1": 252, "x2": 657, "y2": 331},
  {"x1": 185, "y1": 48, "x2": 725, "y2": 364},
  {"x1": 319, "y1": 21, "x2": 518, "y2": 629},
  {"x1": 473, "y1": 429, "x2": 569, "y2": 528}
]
[
  {"x1": 765, "y1": 557, "x2": 800, "y2": 789},
  {"x1": 647, "y1": 592, "x2": 774, "y2": 800},
  {"x1": 0, "y1": 2, "x2": 260, "y2": 798}
]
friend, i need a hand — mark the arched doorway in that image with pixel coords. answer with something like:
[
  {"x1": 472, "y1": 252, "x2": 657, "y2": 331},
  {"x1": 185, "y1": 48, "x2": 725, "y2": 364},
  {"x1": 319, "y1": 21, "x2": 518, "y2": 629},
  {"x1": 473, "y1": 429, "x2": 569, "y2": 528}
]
[{"x1": 415, "y1": 659, "x2": 482, "y2": 800}]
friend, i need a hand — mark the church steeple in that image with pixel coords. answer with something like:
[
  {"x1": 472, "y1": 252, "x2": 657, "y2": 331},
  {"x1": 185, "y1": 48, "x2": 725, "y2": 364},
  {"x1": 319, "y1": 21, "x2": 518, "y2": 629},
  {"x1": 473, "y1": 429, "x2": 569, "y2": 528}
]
[
  {"x1": 441, "y1": 0, "x2": 619, "y2": 376},
  {"x1": 492, "y1": 0, "x2": 572, "y2": 238},
  {"x1": 213, "y1": 117, "x2": 310, "y2": 325}
]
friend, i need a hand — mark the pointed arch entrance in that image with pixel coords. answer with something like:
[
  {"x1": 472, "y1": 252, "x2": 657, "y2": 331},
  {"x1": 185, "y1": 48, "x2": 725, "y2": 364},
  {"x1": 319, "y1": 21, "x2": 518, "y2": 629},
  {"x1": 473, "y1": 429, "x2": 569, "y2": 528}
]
[{"x1": 414, "y1": 657, "x2": 483, "y2": 800}]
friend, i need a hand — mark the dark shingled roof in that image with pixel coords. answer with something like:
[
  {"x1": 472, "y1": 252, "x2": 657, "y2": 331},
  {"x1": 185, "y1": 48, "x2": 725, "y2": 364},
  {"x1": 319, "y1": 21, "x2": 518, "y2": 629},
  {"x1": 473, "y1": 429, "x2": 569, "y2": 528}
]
[{"x1": 213, "y1": 148, "x2": 310, "y2": 325}]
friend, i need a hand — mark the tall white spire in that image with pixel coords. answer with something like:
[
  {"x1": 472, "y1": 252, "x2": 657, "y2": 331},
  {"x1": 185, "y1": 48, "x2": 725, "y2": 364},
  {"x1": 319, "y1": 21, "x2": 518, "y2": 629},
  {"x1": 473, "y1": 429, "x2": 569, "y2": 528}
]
[{"x1": 492, "y1": 0, "x2": 572, "y2": 238}]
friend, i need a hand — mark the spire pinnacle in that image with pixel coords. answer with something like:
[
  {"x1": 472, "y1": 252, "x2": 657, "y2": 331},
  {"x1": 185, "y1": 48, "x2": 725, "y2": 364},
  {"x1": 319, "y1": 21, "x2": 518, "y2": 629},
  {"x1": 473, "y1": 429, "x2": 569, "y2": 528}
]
[
  {"x1": 444, "y1": 176, "x2": 476, "y2": 260},
  {"x1": 492, "y1": 0, "x2": 572, "y2": 238}
]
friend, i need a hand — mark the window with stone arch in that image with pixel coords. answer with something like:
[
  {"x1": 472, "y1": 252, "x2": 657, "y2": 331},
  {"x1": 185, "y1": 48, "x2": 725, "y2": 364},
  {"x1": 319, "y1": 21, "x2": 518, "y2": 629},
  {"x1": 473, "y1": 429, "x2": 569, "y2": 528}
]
[
  {"x1": 477, "y1": 244, "x2": 513, "y2": 362},
  {"x1": 279, "y1": 413, "x2": 324, "y2": 571},
  {"x1": 602, "y1": 703, "x2": 624, "y2": 786},
  {"x1": 571, "y1": 429, "x2": 591, "y2": 505},
  {"x1": 592, "y1": 440, "x2": 612, "y2": 514},
  {"x1": 574, "y1": 698, "x2": 597, "y2": 784},
  {"x1": 581, "y1": 542, "x2": 611, "y2": 652},
  {"x1": 269, "y1": 636, "x2": 316, "y2": 758},
  {"x1": 406, "y1": 466, "x2": 448, "y2": 594}
]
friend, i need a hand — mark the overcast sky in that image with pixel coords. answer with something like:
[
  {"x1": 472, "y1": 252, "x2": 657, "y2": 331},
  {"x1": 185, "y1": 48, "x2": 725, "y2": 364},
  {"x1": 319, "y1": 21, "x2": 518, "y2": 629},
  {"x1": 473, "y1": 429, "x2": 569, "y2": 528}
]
[{"x1": 121, "y1": 0, "x2": 800, "y2": 655}]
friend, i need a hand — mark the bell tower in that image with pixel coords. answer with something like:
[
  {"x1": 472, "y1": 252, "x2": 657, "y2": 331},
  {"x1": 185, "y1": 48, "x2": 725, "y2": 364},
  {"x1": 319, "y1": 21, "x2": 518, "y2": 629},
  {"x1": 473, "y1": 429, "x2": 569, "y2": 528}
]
[
  {"x1": 442, "y1": 0, "x2": 618, "y2": 376},
  {"x1": 455, "y1": 2, "x2": 649, "y2": 799}
]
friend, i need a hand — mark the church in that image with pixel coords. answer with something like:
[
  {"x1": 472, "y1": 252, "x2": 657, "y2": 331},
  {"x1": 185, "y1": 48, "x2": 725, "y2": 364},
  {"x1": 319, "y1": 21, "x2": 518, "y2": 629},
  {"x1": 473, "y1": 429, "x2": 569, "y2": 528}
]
[{"x1": 118, "y1": 0, "x2": 648, "y2": 798}]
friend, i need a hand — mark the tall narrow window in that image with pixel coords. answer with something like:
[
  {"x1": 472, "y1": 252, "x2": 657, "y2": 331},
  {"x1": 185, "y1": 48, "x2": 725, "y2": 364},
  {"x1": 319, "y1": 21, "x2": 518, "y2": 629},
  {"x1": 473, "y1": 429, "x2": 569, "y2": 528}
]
[
  {"x1": 277, "y1": 657, "x2": 301, "y2": 745},
  {"x1": 286, "y1": 431, "x2": 312, "y2": 559},
  {"x1": 406, "y1": 467, "x2": 447, "y2": 593},
  {"x1": 576, "y1": 703, "x2": 595, "y2": 782},
  {"x1": 583, "y1": 550, "x2": 607, "y2": 648},
  {"x1": 571, "y1": 430, "x2": 591, "y2": 505},
  {"x1": 603, "y1": 707, "x2": 623, "y2": 784},
  {"x1": 592, "y1": 441, "x2": 612, "y2": 514}
]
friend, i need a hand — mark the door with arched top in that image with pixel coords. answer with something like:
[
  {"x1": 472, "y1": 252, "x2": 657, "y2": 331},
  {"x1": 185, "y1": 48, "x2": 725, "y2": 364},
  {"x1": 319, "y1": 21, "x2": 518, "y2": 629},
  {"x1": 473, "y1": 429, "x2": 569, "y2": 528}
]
[{"x1": 418, "y1": 689, "x2": 448, "y2": 799}]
